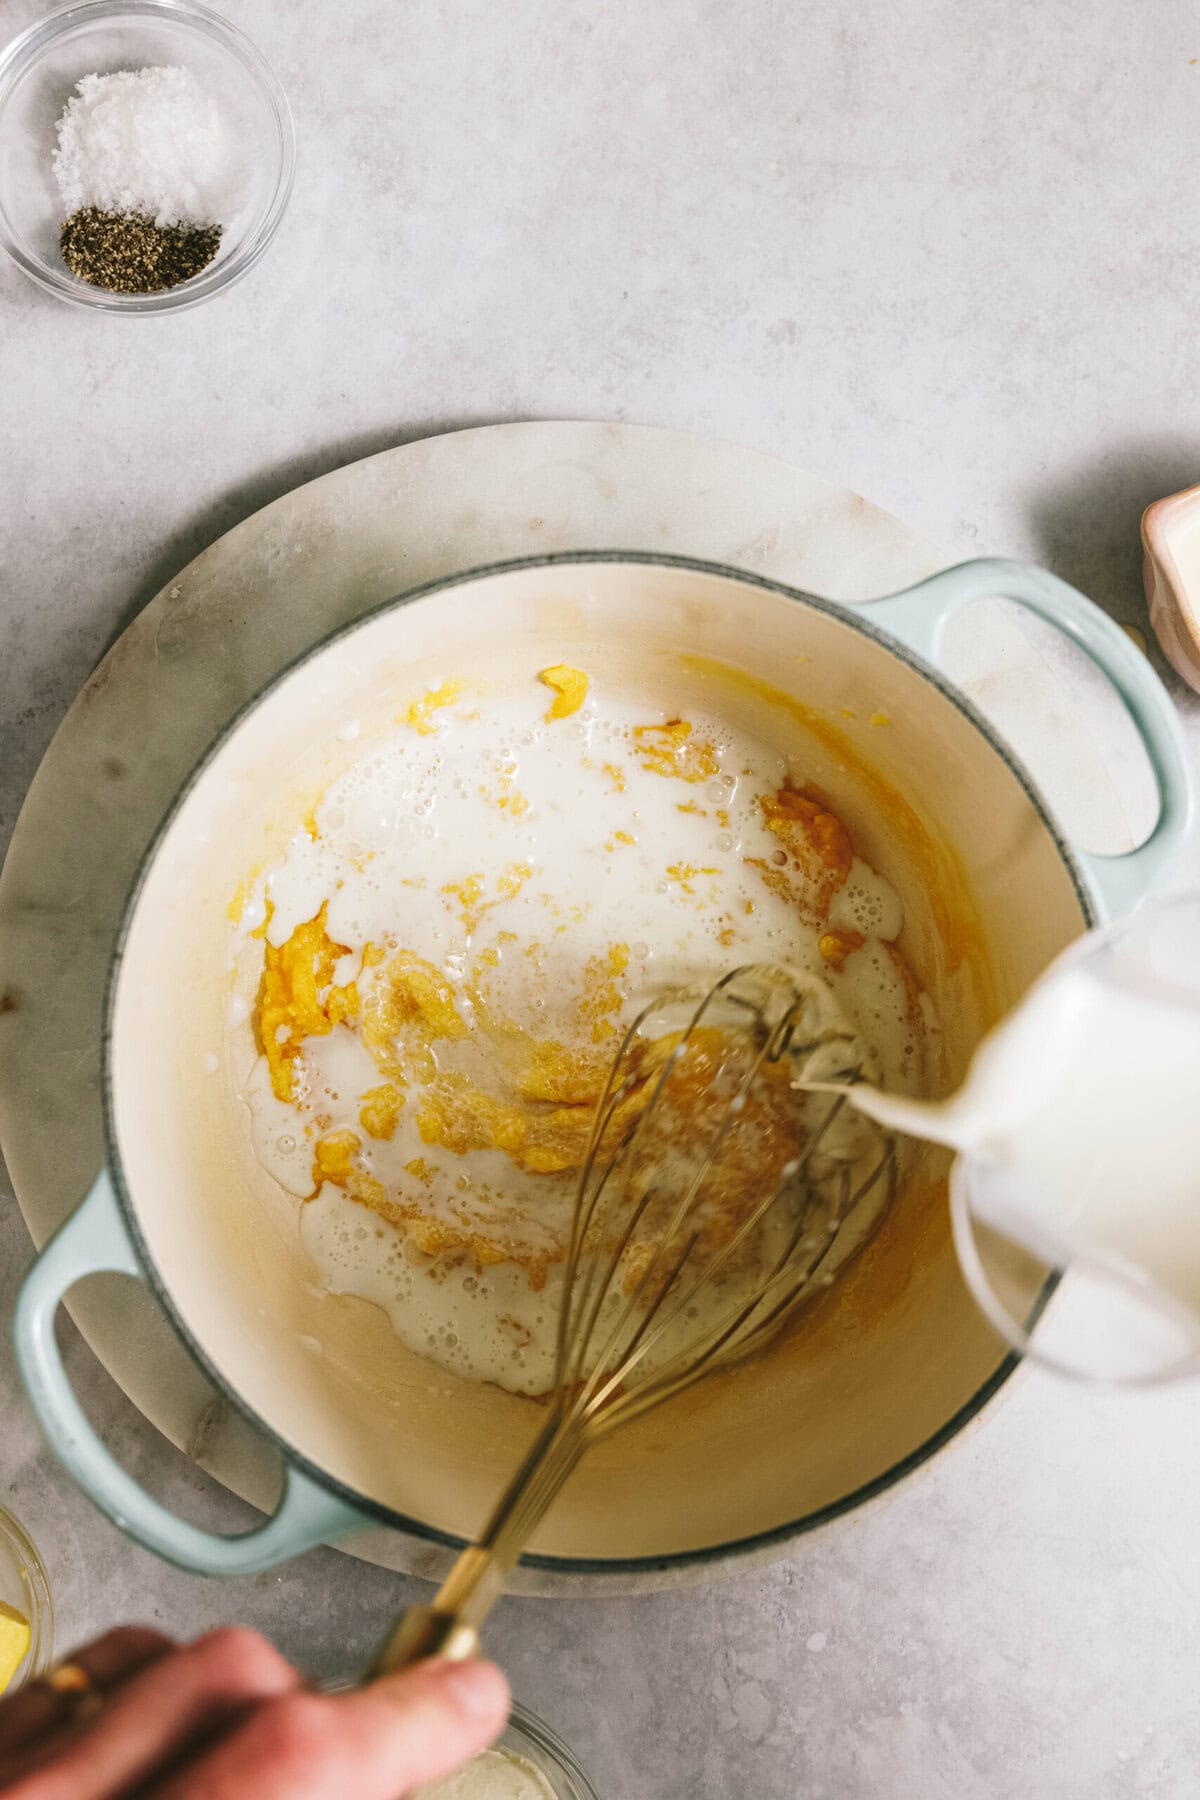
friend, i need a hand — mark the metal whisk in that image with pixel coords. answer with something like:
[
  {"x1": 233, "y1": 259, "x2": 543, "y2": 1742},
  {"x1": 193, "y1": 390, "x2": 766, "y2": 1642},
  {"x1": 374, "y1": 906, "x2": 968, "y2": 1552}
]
[{"x1": 371, "y1": 962, "x2": 896, "y2": 1674}]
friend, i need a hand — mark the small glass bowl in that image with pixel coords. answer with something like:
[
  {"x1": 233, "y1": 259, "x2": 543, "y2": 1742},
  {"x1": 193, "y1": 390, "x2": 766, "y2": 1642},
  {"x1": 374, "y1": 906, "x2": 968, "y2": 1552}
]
[
  {"x1": 0, "y1": 0, "x2": 294, "y2": 312},
  {"x1": 0, "y1": 1507, "x2": 53, "y2": 1694},
  {"x1": 398, "y1": 1698, "x2": 598, "y2": 1800},
  {"x1": 497, "y1": 1702, "x2": 599, "y2": 1799}
]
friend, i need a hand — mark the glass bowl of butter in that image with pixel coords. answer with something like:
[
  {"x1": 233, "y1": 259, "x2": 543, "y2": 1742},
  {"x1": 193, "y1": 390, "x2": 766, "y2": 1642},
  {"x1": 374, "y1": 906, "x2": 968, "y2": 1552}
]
[
  {"x1": 0, "y1": 1506, "x2": 53, "y2": 1695},
  {"x1": 415, "y1": 1699, "x2": 599, "y2": 1799}
]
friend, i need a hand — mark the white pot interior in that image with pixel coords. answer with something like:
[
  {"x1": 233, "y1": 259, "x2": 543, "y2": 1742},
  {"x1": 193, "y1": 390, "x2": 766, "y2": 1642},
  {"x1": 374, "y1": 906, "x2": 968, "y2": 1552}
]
[{"x1": 109, "y1": 560, "x2": 1089, "y2": 1564}]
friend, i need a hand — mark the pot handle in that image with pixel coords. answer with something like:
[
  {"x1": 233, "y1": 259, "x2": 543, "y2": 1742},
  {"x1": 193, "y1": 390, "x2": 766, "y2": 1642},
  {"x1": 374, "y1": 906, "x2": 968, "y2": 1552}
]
[
  {"x1": 860, "y1": 557, "x2": 1195, "y2": 917},
  {"x1": 14, "y1": 1171, "x2": 367, "y2": 1576}
]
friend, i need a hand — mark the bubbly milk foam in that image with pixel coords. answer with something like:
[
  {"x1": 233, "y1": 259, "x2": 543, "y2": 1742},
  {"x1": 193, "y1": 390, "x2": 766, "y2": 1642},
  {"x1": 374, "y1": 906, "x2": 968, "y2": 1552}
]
[{"x1": 230, "y1": 672, "x2": 928, "y2": 1392}]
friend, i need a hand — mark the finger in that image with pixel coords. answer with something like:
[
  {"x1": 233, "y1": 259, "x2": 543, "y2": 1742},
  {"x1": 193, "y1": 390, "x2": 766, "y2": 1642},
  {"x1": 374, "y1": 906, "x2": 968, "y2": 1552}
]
[
  {"x1": 1, "y1": 1627, "x2": 298, "y2": 1800},
  {"x1": 152, "y1": 1657, "x2": 511, "y2": 1800},
  {"x1": 0, "y1": 1627, "x2": 173, "y2": 1757}
]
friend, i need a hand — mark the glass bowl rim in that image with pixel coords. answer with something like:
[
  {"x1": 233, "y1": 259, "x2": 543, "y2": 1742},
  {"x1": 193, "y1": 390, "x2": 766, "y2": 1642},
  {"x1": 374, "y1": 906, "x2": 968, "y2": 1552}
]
[
  {"x1": 0, "y1": 0, "x2": 295, "y2": 313},
  {"x1": 503, "y1": 1699, "x2": 601, "y2": 1798},
  {"x1": 0, "y1": 1504, "x2": 54, "y2": 1689}
]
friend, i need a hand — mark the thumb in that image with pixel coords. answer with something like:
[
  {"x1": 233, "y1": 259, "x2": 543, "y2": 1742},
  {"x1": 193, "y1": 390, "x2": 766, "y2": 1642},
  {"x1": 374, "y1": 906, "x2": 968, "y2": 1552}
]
[
  {"x1": 349, "y1": 1657, "x2": 512, "y2": 1790},
  {"x1": 152, "y1": 1655, "x2": 510, "y2": 1798}
]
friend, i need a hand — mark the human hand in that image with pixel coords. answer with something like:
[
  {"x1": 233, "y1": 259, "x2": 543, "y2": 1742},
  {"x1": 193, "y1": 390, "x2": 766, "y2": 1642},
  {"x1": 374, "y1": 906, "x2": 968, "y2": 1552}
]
[{"x1": 0, "y1": 1625, "x2": 509, "y2": 1798}]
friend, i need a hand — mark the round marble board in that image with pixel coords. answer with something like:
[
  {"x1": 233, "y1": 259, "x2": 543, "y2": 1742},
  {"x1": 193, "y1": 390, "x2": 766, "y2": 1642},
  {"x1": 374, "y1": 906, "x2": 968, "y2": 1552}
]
[{"x1": 0, "y1": 421, "x2": 1132, "y2": 1591}]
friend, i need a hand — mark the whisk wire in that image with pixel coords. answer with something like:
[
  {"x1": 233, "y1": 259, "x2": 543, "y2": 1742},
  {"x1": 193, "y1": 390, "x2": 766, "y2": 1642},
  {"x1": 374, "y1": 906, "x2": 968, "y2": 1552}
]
[
  {"x1": 594, "y1": 1063, "x2": 853, "y2": 1392},
  {"x1": 557, "y1": 997, "x2": 714, "y2": 1394},
  {"x1": 372, "y1": 962, "x2": 901, "y2": 1673},
  {"x1": 569, "y1": 984, "x2": 793, "y2": 1411}
]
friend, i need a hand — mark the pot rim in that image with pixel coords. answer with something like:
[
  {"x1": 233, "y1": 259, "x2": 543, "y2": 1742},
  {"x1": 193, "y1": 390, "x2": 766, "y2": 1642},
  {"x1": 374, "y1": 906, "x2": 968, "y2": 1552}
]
[{"x1": 100, "y1": 550, "x2": 1096, "y2": 1574}]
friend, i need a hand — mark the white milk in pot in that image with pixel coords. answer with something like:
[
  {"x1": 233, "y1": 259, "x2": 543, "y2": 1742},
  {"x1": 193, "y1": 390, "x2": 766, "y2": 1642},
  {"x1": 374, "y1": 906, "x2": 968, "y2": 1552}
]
[{"x1": 838, "y1": 894, "x2": 1200, "y2": 1381}]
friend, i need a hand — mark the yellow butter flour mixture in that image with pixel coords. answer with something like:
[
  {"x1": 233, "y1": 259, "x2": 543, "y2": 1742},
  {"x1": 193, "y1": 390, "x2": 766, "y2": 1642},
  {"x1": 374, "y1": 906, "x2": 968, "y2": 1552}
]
[{"x1": 228, "y1": 666, "x2": 930, "y2": 1393}]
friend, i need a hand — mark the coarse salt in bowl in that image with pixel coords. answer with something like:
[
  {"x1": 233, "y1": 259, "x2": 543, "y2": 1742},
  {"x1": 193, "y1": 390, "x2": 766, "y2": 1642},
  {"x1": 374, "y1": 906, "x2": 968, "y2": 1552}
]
[
  {"x1": 0, "y1": 0, "x2": 294, "y2": 313},
  {"x1": 53, "y1": 64, "x2": 247, "y2": 230}
]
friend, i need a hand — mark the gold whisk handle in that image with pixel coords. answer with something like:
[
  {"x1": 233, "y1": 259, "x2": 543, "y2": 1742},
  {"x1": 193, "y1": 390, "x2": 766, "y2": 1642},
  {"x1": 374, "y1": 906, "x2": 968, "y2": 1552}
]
[
  {"x1": 368, "y1": 1604, "x2": 480, "y2": 1675},
  {"x1": 368, "y1": 1544, "x2": 504, "y2": 1675}
]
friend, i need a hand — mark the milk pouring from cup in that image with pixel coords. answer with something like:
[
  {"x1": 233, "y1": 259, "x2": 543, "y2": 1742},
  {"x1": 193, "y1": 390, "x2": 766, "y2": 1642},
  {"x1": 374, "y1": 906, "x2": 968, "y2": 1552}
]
[{"x1": 841, "y1": 894, "x2": 1200, "y2": 1381}]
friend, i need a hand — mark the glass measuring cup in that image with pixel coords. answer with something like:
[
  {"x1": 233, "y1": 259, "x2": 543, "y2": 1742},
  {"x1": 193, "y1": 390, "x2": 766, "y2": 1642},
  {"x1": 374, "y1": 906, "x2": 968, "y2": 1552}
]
[{"x1": 858, "y1": 893, "x2": 1200, "y2": 1383}]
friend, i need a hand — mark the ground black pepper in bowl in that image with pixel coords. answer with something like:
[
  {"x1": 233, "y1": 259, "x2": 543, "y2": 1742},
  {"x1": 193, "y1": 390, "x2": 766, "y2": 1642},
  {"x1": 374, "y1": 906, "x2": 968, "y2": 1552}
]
[{"x1": 60, "y1": 208, "x2": 221, "y2": 292}]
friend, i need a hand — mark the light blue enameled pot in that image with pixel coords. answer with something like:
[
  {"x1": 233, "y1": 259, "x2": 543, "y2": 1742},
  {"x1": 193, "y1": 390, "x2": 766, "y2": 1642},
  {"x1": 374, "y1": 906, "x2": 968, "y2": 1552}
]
[{"x1": 11, "y1": 555, "x2": 1194, "y2": 1579}]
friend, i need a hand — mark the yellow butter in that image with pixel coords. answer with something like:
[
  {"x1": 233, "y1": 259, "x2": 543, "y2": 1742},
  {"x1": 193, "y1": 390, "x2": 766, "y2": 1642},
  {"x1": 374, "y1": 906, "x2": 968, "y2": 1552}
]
[
  {"x1": 0, "y1": 1600, "x2": 31, "y2": 1693},
  {"x1": 538, "y1": 664, "x2": 588, "y2": 721}
]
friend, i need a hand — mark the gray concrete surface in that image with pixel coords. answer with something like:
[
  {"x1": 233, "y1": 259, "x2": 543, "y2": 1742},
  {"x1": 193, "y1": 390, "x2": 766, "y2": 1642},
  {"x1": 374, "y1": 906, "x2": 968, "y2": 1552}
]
[{"x1": 4, "y1": 2, "x2": 1200, "y2": 1794}]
